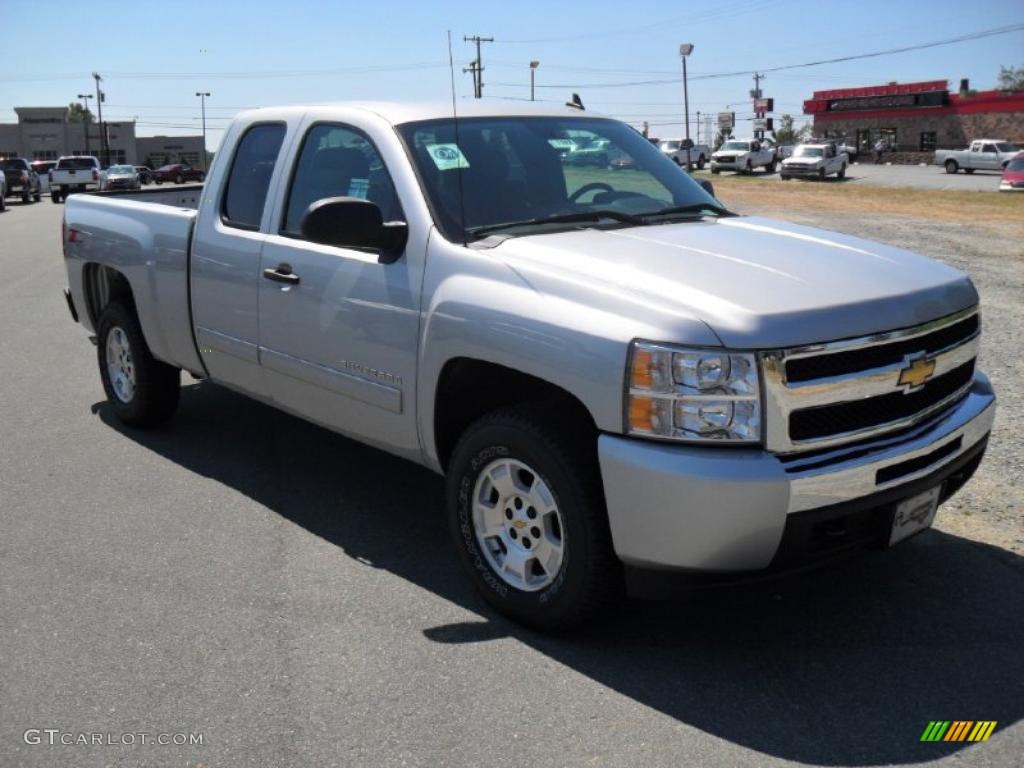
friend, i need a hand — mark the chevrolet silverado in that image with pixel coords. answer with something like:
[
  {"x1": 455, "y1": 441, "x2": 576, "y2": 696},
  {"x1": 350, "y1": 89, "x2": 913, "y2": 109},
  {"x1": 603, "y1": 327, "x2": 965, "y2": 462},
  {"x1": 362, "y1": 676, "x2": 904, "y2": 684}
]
[{"x1": 61, "y1": 101, "x2": 995, "y2": 629}]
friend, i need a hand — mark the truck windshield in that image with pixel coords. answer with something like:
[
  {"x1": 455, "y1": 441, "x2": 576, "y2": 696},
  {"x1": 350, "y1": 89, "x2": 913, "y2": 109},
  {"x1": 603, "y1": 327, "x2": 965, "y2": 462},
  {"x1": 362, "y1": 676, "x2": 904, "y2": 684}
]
[
  {"x1": 659, "y1": 140, "x2": 681, "y2": 151},
  {"x1": 57, "y1": 157, "x2": 96, "y2": 169},
  {"x1": 720, "y1": 141, "x2": 750, "y2": 151},
  {"x1": 793, "y1": 147, "x2": 824, "y2": 157},
  {"x1": 995, "y1": 142, "x2": 1018, "y2": 153},
  {"x1": 108, "y1": 165, "x2": 134, "y2": 174},
  {"x1": 397, "y1": 116, "x2": 721, "y2": 242}
]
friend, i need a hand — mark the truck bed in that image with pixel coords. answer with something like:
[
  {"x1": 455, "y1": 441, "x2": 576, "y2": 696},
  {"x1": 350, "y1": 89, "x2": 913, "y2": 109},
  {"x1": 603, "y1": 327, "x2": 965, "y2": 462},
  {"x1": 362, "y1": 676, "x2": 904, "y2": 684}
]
[{"x1": 63, "y1": 187, "x2": 205, "y2": 376}]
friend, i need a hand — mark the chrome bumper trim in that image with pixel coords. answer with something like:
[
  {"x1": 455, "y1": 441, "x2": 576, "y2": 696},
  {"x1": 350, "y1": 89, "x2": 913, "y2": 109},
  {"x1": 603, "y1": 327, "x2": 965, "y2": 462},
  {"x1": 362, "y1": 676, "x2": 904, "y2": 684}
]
[{"x1": 786, "y1": 377, "x2": 994, "y2": 513}]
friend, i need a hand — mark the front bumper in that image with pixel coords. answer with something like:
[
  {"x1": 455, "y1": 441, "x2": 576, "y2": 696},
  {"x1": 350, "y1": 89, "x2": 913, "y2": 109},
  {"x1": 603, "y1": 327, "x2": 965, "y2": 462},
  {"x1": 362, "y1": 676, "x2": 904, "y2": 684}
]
[
  {"x1": 598, "y1": 372, "x2": 995, "y2": 573},
  {"x1": 781, "y1": 164, "x2": 823, "y2": 177}
]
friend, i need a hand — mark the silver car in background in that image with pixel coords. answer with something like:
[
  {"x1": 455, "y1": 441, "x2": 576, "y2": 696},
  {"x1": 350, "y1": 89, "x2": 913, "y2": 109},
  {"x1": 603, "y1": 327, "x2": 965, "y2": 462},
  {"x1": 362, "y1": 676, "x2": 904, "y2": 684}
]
[{"x1": 103, "y1": 164, "x2": 142, "y2": 191}]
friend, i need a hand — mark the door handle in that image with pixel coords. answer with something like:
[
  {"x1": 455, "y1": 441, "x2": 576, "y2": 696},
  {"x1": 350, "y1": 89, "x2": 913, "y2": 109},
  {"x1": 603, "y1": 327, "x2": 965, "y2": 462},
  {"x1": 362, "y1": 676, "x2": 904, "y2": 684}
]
[{"x1": 262, "y1": 263, "x2": 300, "y2": 285}]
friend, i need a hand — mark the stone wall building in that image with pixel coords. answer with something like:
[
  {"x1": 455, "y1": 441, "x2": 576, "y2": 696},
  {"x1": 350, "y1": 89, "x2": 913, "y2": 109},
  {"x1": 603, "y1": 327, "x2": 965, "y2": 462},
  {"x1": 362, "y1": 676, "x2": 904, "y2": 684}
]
[{"x1": 803, "y1": 80, "x2": 1024, "y2": 161}]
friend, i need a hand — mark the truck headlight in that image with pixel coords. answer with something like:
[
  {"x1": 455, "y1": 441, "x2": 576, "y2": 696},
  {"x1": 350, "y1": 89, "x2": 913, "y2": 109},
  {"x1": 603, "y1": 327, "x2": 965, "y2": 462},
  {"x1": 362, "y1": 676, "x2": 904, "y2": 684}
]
[{"x1": 626, "y1": 342, "x2": 761, "y2": 443}]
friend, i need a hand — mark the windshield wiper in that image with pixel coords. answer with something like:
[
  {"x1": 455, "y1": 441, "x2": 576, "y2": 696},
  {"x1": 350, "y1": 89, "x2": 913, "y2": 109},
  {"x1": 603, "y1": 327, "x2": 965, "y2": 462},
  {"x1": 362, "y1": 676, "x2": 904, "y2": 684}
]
[
  {"x1": 469, "y1": 209, "x2": 646, "y2": 238},
  {"x1": 641, "y1": 202, "x2": 733, "y2": 219}
]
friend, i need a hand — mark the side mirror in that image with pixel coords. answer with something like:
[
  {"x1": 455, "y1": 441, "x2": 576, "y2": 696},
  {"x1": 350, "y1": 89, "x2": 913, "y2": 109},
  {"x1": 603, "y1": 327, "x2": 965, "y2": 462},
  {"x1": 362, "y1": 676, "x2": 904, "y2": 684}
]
[
  {"x1": 698, "y1": 179, "x2": 715, "y2": 197},
  {"x1": 300, "y1": 197, "x2": 408, "y2": 264}
]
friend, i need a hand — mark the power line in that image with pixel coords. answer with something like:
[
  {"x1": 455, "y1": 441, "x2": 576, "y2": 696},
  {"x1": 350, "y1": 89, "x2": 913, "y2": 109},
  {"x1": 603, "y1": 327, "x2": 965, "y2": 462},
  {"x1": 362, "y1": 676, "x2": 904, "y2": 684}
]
[{"x1": 494, "y1": 23, "x2": 1024, "y2": 89}]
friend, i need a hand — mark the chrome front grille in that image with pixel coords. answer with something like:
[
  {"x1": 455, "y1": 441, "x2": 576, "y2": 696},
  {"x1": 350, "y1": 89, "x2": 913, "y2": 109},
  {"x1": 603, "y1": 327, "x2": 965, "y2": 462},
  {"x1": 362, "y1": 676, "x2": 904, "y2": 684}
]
[{"x1": 762, "y1": 307, "x2": 980, "y2": 453}]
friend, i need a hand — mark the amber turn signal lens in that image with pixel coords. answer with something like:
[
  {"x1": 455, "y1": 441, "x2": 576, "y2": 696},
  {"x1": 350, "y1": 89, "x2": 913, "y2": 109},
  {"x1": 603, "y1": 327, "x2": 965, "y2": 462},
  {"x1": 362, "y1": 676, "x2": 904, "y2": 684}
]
[
  {"x1": 628, "y1": 396, "x2": 654, "y2": 431},
  {"x1": 630, "y1": 349, "x2": 654, "y2": 388}
]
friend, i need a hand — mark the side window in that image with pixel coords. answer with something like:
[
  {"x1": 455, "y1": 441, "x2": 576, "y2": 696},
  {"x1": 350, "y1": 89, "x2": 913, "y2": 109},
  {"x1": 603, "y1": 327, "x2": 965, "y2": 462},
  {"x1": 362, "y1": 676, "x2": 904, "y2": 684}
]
[
  {"x1": 221, "y1": 123, "x2": 286, "y2": 231},
  {"x1": 282, "y1": 124, "x2": 401, "y2": 238},
  {"x1": 982, "y1": 144, "x2": 996, "y2": 153}
]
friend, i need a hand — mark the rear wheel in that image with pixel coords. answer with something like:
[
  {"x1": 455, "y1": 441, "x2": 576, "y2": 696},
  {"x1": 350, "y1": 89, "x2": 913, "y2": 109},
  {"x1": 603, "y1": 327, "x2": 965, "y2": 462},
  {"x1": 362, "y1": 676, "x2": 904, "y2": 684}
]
[
  {"x1": 33, "y1": 187, "x2": 41, "y2": 202},
  {"x1": 446, "y1": 404, "x2": 620, "y2": 630},
  {"x1": 0, "y1": 190, "x2": 5, "y2": 211},
  {"x1": 51, "y1": 191, "x2": 61, "y2": 203},
  {"x1": 944, "y1": 159, "x2": 958, "y2": 174},
  {"x1": 22, "y1": 189, "x2": 31, "y2": 204},
  {"x1": 97, "y1": 301, "x2": 180, "y2": 428},
  {"x1": 837, "y1": 163, "x2": 846, "y2": 179},
  {"x1": 696, "y1": 155, "x2": 706, "y2": 170}
]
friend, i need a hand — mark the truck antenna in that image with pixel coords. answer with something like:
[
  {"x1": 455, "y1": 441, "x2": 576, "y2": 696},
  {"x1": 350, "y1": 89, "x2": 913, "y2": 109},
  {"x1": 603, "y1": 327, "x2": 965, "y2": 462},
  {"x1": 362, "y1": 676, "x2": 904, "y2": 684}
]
[{"x1": 447, "y1": 30, "x2": 468, "y2": 246}]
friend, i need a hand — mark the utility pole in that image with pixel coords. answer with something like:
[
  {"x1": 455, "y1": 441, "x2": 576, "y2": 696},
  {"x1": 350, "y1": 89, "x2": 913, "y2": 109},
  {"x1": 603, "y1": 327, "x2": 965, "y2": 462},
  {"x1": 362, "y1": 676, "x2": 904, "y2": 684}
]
[
  {"x1": 696, "y1": 110, "x2": 701, "y2": 144},
  {"x1": 529, "y1": 60, "x2": 539, "y2": 101},
  {"x1": 196, "y1": 91, "x2": 210, "y2": 172},
  {"x1": 76, "y1": 93, "x2": 93, "y2": 155},
  {"x1": 92, "y1": 72, "x2": 107, "y2": 165},
  {"x1": 752, "y1": 72, "x2": 765, "y2": 140},
  {"x1": 463, "y1": 35, "x2": 493, "y2": 98}
]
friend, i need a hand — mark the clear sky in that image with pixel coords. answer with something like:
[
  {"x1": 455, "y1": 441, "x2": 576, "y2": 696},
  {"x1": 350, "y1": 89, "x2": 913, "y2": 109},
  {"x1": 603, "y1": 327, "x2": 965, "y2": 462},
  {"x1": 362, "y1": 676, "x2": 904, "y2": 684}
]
[{"x1": 1, "y1": 0, "x2": 1022, "y2": 150}]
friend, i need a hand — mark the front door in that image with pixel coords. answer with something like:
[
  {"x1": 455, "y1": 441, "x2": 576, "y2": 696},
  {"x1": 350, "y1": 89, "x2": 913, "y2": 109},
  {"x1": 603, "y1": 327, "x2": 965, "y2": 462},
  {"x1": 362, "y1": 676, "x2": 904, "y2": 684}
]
[{"x1": 257, "y1": 122, "x2": 423, "y2": 457}]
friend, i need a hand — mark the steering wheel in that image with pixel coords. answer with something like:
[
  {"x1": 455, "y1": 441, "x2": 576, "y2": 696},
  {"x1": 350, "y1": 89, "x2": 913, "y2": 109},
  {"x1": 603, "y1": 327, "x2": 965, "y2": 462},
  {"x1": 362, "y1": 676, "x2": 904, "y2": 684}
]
[{"x1": 569, "y1": 182, "x2": 614, "y2": 203}]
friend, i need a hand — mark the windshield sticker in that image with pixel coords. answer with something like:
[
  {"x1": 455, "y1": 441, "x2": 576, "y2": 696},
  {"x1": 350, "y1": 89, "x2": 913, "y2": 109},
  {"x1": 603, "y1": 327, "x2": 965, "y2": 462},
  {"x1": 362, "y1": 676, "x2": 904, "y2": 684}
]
[
  {"x1": 348, "y1": 178, "x2": 369, "y2": 198},
  {"x1": 426, "y1": 144, "x2": 469, "y2": 171}
]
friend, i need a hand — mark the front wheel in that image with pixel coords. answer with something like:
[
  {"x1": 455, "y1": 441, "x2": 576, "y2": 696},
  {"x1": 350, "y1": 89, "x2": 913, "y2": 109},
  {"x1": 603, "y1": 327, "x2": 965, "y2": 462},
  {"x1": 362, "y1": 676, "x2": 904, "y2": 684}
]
[
  {"x1": 837, "y1": 163, "x2": 846, "y2": 179},
  {"x1": 97, "y1": 302, "x2": 180, "y2": 428},
  {"x1": 446, "y1": 405, "x2": 620, "y2": 630}
]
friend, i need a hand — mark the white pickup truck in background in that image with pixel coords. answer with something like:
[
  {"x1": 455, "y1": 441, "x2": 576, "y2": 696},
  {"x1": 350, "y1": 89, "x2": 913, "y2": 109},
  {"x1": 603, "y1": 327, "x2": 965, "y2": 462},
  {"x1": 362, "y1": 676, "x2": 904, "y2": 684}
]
[
  {"x1": 935, "y1": 139, "x2": 1019, "y2": 174},
  {"x1": 50, "y1": 155, "x2": 105, "y2": 203},
  {"x1": 780, "y1": 141, "x2": 849, "y2": 180},
  {"x1": 711, "y1": 138, "x2": 777, "y2": 174},
  {"x1": 658, "y1": 138, "x2": 711, "y2": 169}
]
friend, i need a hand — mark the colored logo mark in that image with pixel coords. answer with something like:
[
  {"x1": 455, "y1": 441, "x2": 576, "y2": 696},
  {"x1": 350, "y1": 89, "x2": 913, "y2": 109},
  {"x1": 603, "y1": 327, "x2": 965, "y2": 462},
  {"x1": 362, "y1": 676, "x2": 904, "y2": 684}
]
[{"x1": 920, "y1": 721, "x2": 997, "y2": 742}]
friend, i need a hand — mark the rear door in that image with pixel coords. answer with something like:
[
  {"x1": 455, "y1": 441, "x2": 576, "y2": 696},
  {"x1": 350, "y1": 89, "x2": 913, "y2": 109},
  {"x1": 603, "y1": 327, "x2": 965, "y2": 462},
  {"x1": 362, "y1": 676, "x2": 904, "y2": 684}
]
[
  {"x1": 190, "y1": 121, "x2": 290, "y2": 399},
  {"x1": 256, "y1": 119, "x2": 424, "y2": 457}
]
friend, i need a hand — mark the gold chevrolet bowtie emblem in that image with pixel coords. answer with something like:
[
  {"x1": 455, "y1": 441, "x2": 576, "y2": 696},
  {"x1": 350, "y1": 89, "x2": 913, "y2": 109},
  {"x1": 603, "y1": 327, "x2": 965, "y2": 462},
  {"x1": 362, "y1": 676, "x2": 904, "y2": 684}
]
[
  {"x1": 513, "y1": 520, "x2": 527, "y2": 529},
  {"x1": 898, "y1": 356, "x2": 936, "y2": 390}
]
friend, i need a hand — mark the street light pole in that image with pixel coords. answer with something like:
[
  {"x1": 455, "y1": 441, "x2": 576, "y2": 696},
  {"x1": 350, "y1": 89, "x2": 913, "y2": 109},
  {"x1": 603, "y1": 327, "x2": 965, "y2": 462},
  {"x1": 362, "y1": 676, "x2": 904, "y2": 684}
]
[
  {"x1": 76, "y1": 93, "x2": 93, "y2": 155},
  {"x1": 679, "y1": 43, "x2": 694, "y2": 170},
  {"x1": 92, "y1": 73, "x2": 106, "y2": 165},
  {"x1": 529, "y1": 61, "x2": 539, "y2": 101},
  {"x1": 196, "y1": 91, "x2": 210, "y2": 173}
]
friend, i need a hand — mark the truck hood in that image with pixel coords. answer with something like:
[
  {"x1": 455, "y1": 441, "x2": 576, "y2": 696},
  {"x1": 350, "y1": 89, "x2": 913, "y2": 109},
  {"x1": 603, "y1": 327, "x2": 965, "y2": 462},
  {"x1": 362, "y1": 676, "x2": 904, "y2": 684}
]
[{"x1": 490, "y1": 215, "x2": 977, "y2": 349}]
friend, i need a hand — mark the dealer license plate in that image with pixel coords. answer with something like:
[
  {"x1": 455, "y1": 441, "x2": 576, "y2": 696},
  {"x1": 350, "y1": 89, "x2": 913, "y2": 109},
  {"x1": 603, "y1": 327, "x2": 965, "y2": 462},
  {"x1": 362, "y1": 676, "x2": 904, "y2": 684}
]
[{"x1": 889, "y1": 486, "x2": 941, "y2": 546}]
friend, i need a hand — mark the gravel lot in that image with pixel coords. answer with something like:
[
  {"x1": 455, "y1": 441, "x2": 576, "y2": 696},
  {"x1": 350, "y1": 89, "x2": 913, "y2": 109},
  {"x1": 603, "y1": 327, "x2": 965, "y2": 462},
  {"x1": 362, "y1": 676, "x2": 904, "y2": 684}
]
[{"x1": 1, "y1": 197, "x2": 1021, "y2": 768}]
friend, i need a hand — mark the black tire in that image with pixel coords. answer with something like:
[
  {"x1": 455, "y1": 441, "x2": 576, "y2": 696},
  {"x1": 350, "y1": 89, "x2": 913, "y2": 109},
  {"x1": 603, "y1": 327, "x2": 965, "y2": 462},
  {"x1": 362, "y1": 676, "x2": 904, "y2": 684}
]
[
  {"x1": 818, "y1": 168, "x2": 826, "y2": 180},
  {"x1": 745, "y1": 160, "x2": 753, "y2": 174},
  {"x1": 696, "y1": 155, "x2": 706, "y2": 170},
  {"x1": 780, "y1": 175, "x2": 790, "y2": 181},
  {"x1": 765, "y1": 159, "x2": 777, "y2": 174},
  {"x1": 197, "y1": 172, "x2": 206, "y2": 182},
  {"x1": 97, "y1": 301, "x2": 180, "y2": 428},
  {"x1": 0, "y1": 191, "x2": 5, "y2": 211},
  {"x1": 51, "y1": 192, "x2": 61, "y2": 204},
  {"x1": 711, "y1": 168, "x2": 720, "y2": 175},
  {"x1": 944, "y1": 159, "x2": 958, "y2": 174},
  {"x1": 837, "y1": 163, "x2": 846, "y2": 179},
  {"x1": 446, "y1": 404, "x2": 620, "y2": 630},
  {"x1": 33, "y1": 188, "x2": 41, "y2": 202},
  {"x1": 155, "y1": 179, "x2": 163, "y2": 185},
  {"x1": 22, "y1": 190, "x2": 31, "y2": 204}
]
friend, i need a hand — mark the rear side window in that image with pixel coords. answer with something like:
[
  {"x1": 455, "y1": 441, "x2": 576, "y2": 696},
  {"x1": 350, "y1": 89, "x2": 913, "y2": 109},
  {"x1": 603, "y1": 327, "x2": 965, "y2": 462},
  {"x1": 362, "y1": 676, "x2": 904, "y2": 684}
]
[
  {"x1": 57, "y1": 157, "x2": 97, "y2": 170},
  {"x1": 221, "y1": 123, "x2": 286, "y2": 231}
]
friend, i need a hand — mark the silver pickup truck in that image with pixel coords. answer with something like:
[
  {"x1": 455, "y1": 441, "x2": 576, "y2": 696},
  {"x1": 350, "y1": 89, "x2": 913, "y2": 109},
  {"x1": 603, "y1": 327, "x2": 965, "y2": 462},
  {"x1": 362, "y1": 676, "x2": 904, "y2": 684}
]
[{"x1": 61, "y1": 101, "x2": 995, "y2": 629}]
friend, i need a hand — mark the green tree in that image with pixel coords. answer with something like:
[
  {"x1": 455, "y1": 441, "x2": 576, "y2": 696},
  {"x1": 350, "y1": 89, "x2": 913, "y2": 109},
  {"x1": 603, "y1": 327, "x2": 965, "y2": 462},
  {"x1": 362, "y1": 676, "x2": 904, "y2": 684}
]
[
  {"x1": 772, "y1": 114, "x2": 811, "y2": 146},
  {"x1": 67, "y1": 102, "x2": 94, "y2": 123},
  {"x1": 996, "y1": 65, "x2": 1024, "y2": 91}
]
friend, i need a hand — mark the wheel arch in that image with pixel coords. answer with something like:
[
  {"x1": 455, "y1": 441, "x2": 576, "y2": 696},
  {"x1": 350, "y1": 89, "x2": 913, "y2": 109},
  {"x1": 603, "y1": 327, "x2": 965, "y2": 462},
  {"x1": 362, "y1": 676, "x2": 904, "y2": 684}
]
[{"x1": 432, "y1": 358, "x2": 598, "y2": 474}]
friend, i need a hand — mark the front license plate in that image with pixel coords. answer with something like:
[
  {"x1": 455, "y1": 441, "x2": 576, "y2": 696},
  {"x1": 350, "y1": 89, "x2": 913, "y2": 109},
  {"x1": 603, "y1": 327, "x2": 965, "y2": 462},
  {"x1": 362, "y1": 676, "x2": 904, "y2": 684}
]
[{"x1": 889, "y1": 486, "x2": 941, "y2": 546}]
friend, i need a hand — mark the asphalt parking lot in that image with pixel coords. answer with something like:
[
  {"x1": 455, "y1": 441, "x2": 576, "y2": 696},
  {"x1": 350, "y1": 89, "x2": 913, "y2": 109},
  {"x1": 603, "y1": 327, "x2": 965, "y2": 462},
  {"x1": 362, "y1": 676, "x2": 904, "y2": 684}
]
[
  {"x1": 696, "y1": 162, "x2": 1007, "y2": 192},
  {"x1": 1, "y1": 197, "x2": 1022, "y2": 768}
]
